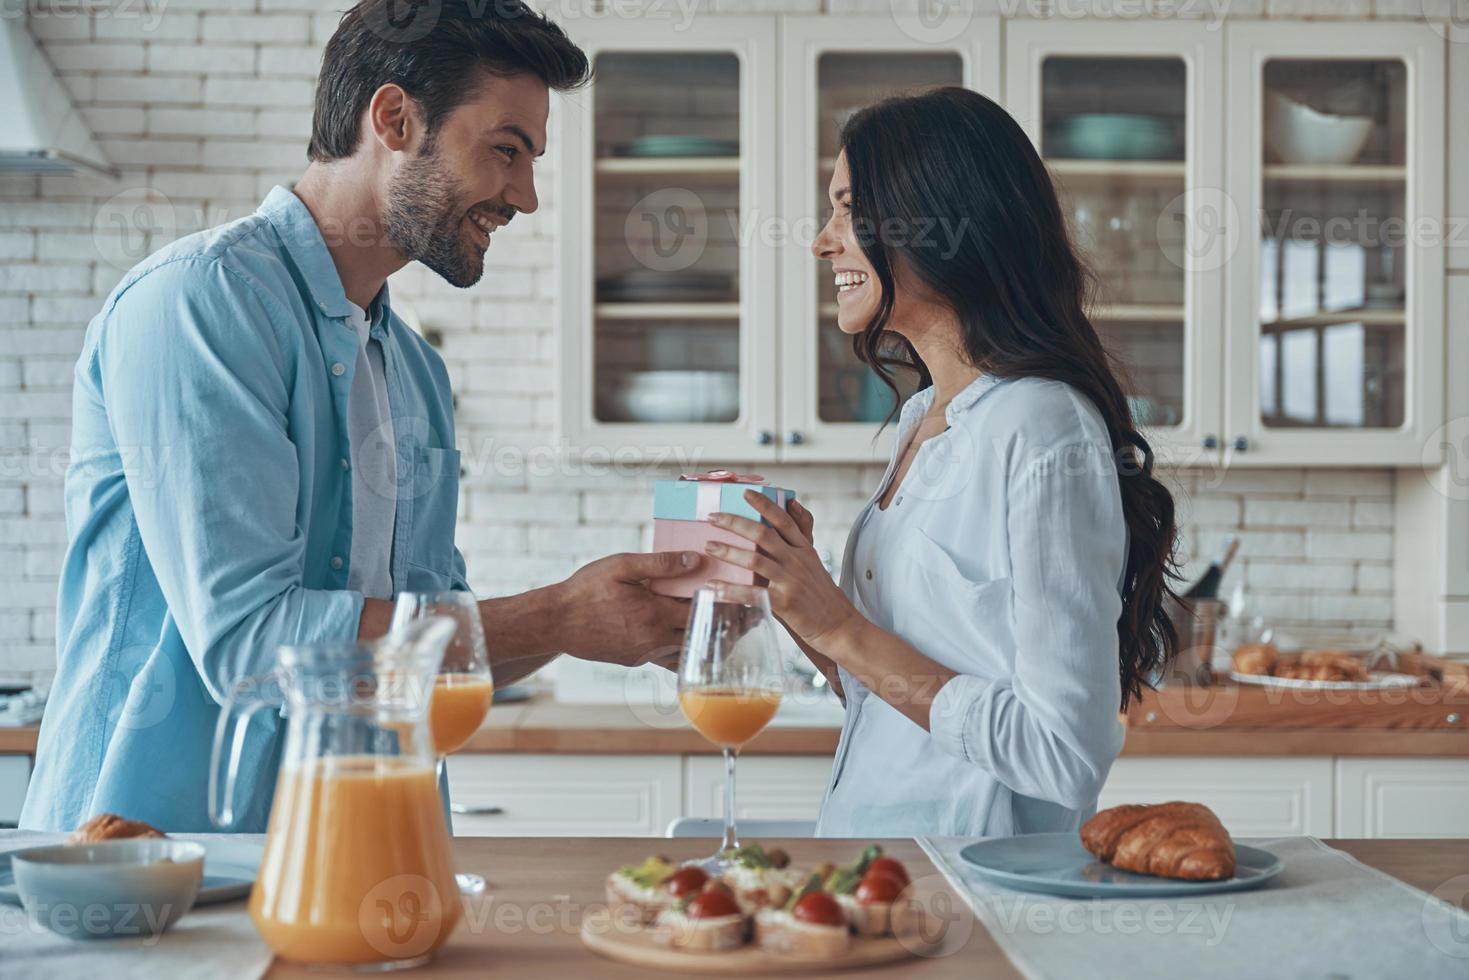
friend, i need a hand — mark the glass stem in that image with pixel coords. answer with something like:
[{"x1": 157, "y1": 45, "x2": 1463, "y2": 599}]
[{"x1": 722, "y1": 747, "x2": 739, "y2": 853}]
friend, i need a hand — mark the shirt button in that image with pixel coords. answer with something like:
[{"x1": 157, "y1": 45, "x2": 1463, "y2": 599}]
[
  {"x1": 865, "y1": 569, "x2": 873, "y2": 580},
  {"x1": 339, "y1": 458, "x2": 350, "y2": 471},
  {"x1": 331, "y1": 362, "x2": 346, "y2": 376},
  {"x1": 330, "y1": 556, "x2": 343, "y2": 570}
]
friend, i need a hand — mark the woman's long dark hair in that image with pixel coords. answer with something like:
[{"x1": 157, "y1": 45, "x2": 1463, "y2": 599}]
[{"x1": 841, "y1": 87, "x2": 1178, "y2": 709}]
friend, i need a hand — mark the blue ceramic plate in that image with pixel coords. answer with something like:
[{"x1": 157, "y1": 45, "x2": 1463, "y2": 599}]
[
  {"x1": 0, "y1": 838, "x2": 260, "y2": 907},
  {"x1": 958, "y1": 833, "x2": 1284, "y2": 899}
]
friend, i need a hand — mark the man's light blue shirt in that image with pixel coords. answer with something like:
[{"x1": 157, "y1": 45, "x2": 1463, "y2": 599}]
[{"x1": 21, "y1": 186, "x2": 468, "y2": 833}]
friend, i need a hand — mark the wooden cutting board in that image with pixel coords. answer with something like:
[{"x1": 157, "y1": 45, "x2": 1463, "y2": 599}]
[{"x1": 579, "y1": 908, "x2": 934, "y2": 975}]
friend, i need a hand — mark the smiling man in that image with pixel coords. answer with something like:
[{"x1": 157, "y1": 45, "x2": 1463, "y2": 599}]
[{"x1": 22, "y1": 0, "x2": 701, "y2": 833}]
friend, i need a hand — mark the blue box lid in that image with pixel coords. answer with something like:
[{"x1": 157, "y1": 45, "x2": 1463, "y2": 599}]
[{"x1": 653, "y1": 475, "x2": 796, "y2": 523}]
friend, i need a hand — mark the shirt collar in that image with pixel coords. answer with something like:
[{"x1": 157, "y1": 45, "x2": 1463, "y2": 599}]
[
  {"x1": 259, "y1": 185, "x2": 384, "y2": 324},
  {"x1": 900, "y1": 373, "x2": 1003, "y2": 429}
]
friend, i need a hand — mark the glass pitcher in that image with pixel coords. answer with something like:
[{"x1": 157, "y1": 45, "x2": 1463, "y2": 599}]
[{"x1": 211, "y1": 618, "x2": 461, "y2": 971}]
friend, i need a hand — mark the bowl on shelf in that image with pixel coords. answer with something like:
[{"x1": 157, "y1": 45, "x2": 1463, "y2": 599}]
[
  {"x1": 612, "y1": 135, "x2": 739, "y2": 158},
  {"x1": 1264, "y1": 93, "x2": 1374, "y2": 166},
  {"x1": 1049, "y1": 114, "x2": 1175, "y2": 161},
  {"x1": 606, "y1": 370, "x2": 740, "y2": 423}
]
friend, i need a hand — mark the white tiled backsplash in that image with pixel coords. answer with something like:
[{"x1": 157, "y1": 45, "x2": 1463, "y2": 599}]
[{"x1": 0, "y1": 0, "x2": 1413, "y2": 679}]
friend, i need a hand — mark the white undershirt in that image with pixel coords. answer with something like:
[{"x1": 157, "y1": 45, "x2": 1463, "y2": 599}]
[{"x1": 344, "y1": 301, "x2": 396, "y2": 599}]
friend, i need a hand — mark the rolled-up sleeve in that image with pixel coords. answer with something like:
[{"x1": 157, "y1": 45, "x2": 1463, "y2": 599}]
[
  {"x1": 96, "y1": 259, "x2": 363, "y2": 702},
  {"x1": 929, "y1": 441, "x2": 1126, "y2": 808}
]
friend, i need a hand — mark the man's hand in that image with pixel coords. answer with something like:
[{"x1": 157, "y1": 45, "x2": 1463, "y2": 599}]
[{"x1": 547, "y1": 551, "x2": 702, "y2": 668}]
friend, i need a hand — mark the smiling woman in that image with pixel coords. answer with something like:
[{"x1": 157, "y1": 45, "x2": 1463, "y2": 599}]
[{"x1": 708, "y1": 88, "x2": 1181, "y2": 840}]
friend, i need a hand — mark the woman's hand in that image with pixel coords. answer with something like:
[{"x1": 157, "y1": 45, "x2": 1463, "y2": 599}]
[{"x1": 706, "y1": 492, "x2": 864, "y2": 651}]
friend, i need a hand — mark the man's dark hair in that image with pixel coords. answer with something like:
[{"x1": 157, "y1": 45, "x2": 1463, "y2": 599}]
[{"x1": 308, "y1": 0, "x2": 591, "y2": 162}]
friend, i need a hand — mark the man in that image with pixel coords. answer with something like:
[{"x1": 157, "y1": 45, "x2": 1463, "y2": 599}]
[{"x1": 22, "y1": 0, "x2": 699, "y2": 833}]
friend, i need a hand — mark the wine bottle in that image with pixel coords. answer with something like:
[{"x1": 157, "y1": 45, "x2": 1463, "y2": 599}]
[{"x1": 1184, "y1": 535, "x2": 1240, "y2": 600}]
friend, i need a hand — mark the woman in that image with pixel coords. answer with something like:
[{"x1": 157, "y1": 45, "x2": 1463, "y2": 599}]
[{"x1": 707, "y1": 88, "x2": 1178, "y2": 838}]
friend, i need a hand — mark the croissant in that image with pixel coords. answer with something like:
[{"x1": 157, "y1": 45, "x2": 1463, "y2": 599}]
[
  {"x1": 68, "y1": 813, "x2": 167, "y2": 844},
  {"x1": 1080, "y1": 802, "x2": 1235, "y2": 881}
]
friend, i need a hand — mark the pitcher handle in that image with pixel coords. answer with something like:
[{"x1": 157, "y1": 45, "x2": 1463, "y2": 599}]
[{"x1": 209, "y1": 671, "x2": 283, "y2": 829}]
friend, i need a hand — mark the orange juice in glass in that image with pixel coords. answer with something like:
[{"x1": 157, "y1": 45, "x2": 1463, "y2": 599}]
[
  {"x1": 678, "y1": 584, "x2": 787, "y2": 872},
  {"x1": 429, "y1": 673, "x2": 496, "y2": 755},
  {"x1": 391, "y1": 592, "x2": 495, "y2": 894},
  {"x1": 678, "y1": 687, "x2": 781, "y2": 749}
]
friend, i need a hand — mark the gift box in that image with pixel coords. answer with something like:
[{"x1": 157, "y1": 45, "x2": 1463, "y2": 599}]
[{"x1": 650, "y1": 470, "x2": 797, "y2": 598}]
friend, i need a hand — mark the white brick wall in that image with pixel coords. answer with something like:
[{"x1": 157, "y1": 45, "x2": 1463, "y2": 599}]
[{"x1": 0, "y1": 0, "x2": 1415, "y2": 680}]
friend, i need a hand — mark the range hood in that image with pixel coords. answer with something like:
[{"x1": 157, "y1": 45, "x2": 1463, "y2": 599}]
[{"x1": 0, "y1": 19, "x2": 116, "y2": 178}]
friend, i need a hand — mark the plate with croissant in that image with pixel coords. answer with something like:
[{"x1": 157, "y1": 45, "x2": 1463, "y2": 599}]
[
  {"x1": 959, "y1": 803, "x2": 1283, "y2": 899},
  {"x1": 1230, "y1": 643, "x2": 1420, "y2": 691},
  {"x1": 0, "y1": 813, "x2": 260, "y2": 907}
]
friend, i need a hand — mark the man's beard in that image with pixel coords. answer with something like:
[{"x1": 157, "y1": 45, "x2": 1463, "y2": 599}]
[{"x1": 383, "y1": 144, "x2": 486, "y2": 289}]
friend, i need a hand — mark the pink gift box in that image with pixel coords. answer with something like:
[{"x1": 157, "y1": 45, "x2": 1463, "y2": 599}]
[{"x1": 650, "y1": 519, "x2": 766, "y2": 598}]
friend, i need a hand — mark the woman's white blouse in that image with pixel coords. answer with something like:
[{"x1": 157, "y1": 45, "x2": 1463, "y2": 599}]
[{"x1": 815, "y1": 374, "x2": 1129, "y2": 839}]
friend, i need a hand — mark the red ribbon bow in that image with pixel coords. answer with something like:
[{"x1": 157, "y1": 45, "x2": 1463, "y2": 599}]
[{"x1": 679, "y1": 469, "x2": 768, "y2": 485}]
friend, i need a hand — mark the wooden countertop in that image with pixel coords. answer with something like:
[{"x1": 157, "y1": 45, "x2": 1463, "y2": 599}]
[
  {"x1": 6, "y1": 693, "x2": 1469, "y2": 757},
  {"x1": 267, "y1": 837, "x2": 1466, "y2": 979}
]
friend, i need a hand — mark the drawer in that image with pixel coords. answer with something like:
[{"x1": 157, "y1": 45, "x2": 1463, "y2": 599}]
[
  {"x1": 446, "y1": 754, "x2": 681, "y2": 837},
  {"x1": 0, "y1": 755, "x2": 30, "y2": 828},
  {"x1": 1336, "y1": 759, "x2": 1469, "y2": 838},
  {"x1": 1100, "y1": 757, "x2": 1334, "y2": 837},
  {"x1": 684, "y1": 755, "x2": 833, "y2": 822}
]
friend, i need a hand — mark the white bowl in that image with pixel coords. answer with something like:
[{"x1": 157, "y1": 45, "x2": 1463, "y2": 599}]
[
  {"x1": 1265, "y1": 92, "x2": 1373, "y2": 166},
  {"x1": 11, "y1": 839, "x2": 205, "y2": 939},
  {"x1": 609, "y1": 370, "x2": 739, "y2": 423}
]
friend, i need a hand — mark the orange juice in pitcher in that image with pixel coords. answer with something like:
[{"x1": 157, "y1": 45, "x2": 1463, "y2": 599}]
[
  {"x1": 251, "y1": 757, "x2": 460, "y2": 966},
  {"x1": 212, "y1": 618, "x2": 462, "y2": 971}
]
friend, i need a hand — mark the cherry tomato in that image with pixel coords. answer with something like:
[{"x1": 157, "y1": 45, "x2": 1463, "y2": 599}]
[
  {"x1": 686, "y1": 889, "x2": 741, "y2": 919},
  {"x1": 855, "y1": 871, "x2": 903, "y2": 904},
  {"x1": 865, "y1": 857, "x2": 910, "y2": 886},
  {"x1": 666, "y1": 867, "x2": 709, "y2": 898},
  {"x1": 791, "y1": 891, "x2": 846, "y2": 928}
]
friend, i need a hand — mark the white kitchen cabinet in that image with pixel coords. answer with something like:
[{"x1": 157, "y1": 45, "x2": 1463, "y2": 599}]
[
  {"x1": 1099, "y1": 757, "x2": 1334, "y2": 837},
  {"x1": 0, "y1": 755, "x2": 30, "y2": 828},
  {"x1": 555, "y1": 17, "x2": 781, "y2": 461},
  {"x1": 1006, "y1": 20, "x2": 1225, "y2": 468},
  {"x1": 557, "y1": 15, "x2": 1450, "y2": 466},
  {"x1": 1448, "y1": 29, "x2": 1469, "y2": 274},
  {"x1": 774, "y1": 16, "x2": 1000, "y2": 462},
  {"x1": 683, "y1": 755, "x2": 833, "y2": 823},
  {"x1": 1335, "y1": 759, "x2": 1469, "y2": 839},
  {"x1": 1222, "y1": 22, "x2": 1445, "y2": 465},
  {"x1": 446, "y1": 754, "x2": 682, "y2": 837}
]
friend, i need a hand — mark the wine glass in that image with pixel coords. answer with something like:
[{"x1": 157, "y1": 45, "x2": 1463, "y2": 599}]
[
  {"x1": 391, "y1": 591, "x2": 495, "y2": 895},
  {"x1": 677, "y1": 583, "x2": 786, "y2": 873}
]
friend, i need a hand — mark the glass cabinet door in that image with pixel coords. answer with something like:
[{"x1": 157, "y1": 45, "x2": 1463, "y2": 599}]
[
  {"x1": 779, "y1": 18, "x2": 1000, "y2": 462},
  {"x1": 558, "y1": 21, "x2": 778, "y2": 459},
  {"x1": 1007, "y1": 22, "x2": 1225, "y2": 465},
  {"x1": 1225, "y1": 24, "x2": 1443, "y2": 463}
]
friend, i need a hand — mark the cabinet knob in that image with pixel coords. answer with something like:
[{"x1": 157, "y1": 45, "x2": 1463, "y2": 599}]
[
  {"x1": 786, "y1": 430, "x2": 806, "y2": 446},
  {"x1": 1233, "y1": 436, "x2": 1250, "y2": 452},
  {"x1": 1202, "y1": 434, "x2": 1219, "y2": 450},
  {"x1": 755, "y1": 430, "x2": 774, "y2": 446}
]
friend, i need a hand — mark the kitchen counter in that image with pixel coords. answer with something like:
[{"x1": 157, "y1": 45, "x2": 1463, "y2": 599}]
[
  {"x1": 5, "y1": 693, "x2": 1469, "y2": 757},
  {"x1": 265, "y1": 836, "x2": 1463, "y2": 978}
]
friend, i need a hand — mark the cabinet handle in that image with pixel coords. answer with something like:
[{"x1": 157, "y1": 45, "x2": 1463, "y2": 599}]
[
  {"x1": 786, "y1": 430, "x2": 806, "y2": 446},
  {"x1": 1233, "y1": 436, "x2": 1250, "y2": 452},
  {"x1": 755, "y1": 430, "x2": 774, "y2": 446},
  {"x1": 1202, "y1": 434, "x2": 1219, "y2": 450},
  {"x1": 450, "y1": 804, "x2": 504, "y2": 816}
]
